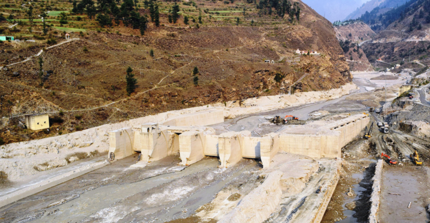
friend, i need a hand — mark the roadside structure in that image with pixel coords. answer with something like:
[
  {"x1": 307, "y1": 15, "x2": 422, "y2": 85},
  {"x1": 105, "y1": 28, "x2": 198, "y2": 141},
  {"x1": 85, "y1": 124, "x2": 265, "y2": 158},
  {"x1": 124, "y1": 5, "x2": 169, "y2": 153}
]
[{"x1": 25, "y1": 114, "x2": 50, "y2": 130}]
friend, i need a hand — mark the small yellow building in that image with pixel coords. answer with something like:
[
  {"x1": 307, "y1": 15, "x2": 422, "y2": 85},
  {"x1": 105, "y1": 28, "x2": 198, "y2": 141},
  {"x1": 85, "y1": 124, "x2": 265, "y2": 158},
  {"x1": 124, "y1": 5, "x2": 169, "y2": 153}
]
[{"x1": 25, "y1": 114, "x2": 50, "y2": 130}]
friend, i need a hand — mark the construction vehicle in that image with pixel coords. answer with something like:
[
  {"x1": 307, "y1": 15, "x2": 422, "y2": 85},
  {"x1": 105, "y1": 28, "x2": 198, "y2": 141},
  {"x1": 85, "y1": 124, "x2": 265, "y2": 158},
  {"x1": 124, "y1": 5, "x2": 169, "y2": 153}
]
[
  {"x1": 270, "y1": 116, "x2": 286, "y2": 125},
  {"x1": 380, "y1": 127, "x2": 389, "y2": 134},
  {"x1": 380, "y1": 122, "x2": 389, "y2": 134},
  {"x1": 381, "y1": 153, "x2": 398, "y2": 165},
  {"x1": 364, "y1": 123, "x2": 373, "y2": 139},
  {"x1": 284, "y1": 115, "x2": 299, "y2": 121},
  {"x1": 411, "y1": 151, "x2": 423, "y2": 165}
]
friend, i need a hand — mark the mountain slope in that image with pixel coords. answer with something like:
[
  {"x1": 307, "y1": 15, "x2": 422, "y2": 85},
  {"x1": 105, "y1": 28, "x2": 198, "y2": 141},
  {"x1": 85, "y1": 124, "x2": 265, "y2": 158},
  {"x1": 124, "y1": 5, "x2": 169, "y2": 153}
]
[
  {"x1": 335, "y1": 21, "x2": 375, "y2": 71},
  {"x1": 345, "y1": 0, "x2": 410, "y2": 20},
  {"x1": 0, "y1": 0, "x2": 350, "y2": 144},
  {"x1": 360, "y1": 0, "x2": 430, "y2": 69}
]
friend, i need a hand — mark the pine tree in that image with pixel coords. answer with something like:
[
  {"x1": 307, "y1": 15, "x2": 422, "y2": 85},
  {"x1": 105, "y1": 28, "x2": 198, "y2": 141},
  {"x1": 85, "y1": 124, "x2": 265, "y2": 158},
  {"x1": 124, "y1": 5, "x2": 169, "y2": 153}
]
[
  {"x1": 184, "y1": 16, "x2": 189, "y2": 25},
  {"x1": 149, "y1": 0, "x2": 155, "y2": 22},
  {"x1": 38, "y1": 57, "x2": 43, "y2": 81},
  {"x1": 72, "y1": 0, "x2": 78, "y2": 13},
  {"x1": 27, "y1": 5, "x2": 34, "y2": 32},
  {"x1": 172, "y1": 3, "x2": 180, "y2": 23},
  {"x1": 154, "y1": 4, "x2": 160, "y2": 26},
  {"x1": 193, "y1": 67, "x2": 199, "y2": 75},
  {"x1": 193, "y1": 76, "x2": 199, "y2": 86},
  {"x1": 295, "y1": 6, "x2": 300, "y2": 21},
  {"x1": 40, "y1": 11, "x2": 48, "y2": 35},
  {"x1": 126, "y1": 67, "x2": 137, "y2": 95},
  {"x1": 139, "y1": 15, "x2": 147, "y2": 35}
]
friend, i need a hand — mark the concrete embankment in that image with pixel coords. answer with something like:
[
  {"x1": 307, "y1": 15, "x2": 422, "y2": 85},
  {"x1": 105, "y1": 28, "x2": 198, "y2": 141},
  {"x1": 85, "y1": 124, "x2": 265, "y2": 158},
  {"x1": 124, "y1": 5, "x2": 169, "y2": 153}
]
[{"x1": 369, "y1": 159, "x2": 383, "y2": 223}]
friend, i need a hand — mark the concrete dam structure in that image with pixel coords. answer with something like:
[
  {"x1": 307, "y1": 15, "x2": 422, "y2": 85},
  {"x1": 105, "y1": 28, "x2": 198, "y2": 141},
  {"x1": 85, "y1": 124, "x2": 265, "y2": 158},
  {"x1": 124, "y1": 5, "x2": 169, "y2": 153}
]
[{"x1": 108, "y1": 111, "x2": 369, "y2": 168}]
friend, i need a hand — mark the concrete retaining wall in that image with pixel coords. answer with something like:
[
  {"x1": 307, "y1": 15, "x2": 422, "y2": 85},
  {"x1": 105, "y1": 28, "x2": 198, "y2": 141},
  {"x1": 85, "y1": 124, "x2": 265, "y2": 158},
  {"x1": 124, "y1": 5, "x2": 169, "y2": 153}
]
[
  {"x1": 369, "y1": 159, "x2": 383, "y2": 223},
  {"x1": 219, "y1": 132, "x2": 250, "y2": 168},
  {"x1": 109, "y1": 115, "x2": 368, "y2": 167},
  {"x1": 108, "y1": 128, "x2": 134, "y2": 160},
  {"x1": 204, "y1": 135, "x2": 219, "y2": 157},
  {"x1": 179, "y1": 131, "x2": 205, "y2": 166},
  {"x1": 279, "y1": 115, "x2": 370, "y2": 159}
]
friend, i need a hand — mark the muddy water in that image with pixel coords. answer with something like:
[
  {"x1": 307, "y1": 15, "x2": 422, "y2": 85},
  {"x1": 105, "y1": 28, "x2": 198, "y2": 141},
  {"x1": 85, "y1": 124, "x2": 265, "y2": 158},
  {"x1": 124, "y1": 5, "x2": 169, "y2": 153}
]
[
  {"x1": 379, "y1": 166, "x2": 430, "y2": 222},
  {"x1": 0, "y1": 156, "x2": 261, "y2": 223},
  {"x1": 338, "y1": 163, "x2": 375, "y2": 223},
  {"x1": 322, "y1": 162, "x2": 375, "y2": 223}
]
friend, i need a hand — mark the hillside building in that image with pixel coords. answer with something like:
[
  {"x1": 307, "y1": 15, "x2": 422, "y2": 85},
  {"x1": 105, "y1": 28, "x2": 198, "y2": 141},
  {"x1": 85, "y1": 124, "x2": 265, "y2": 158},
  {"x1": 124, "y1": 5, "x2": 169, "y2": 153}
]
[
  {"x1": 0, "y1": 36, "x2": 14, "y2": 41},
  {"x1": 25, "y1": 114, "x2": 50, "y2": 130},
  {"x1": 296, "y1": 49, "x2": 320, "y2": 55}
]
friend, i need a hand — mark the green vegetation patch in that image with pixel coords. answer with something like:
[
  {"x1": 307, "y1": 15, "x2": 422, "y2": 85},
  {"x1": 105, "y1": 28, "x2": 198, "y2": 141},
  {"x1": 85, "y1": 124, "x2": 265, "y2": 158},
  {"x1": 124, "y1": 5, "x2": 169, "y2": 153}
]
[
  {"x1": 54, "y1": 27, "x2": 87, "y2": 32},
  {"x1": 48, "y1": 11, "x2": 69, "y2": 16},
  {"x1": 15, "y1": 19, "x2": 58, "y2": 22},
  {"x1": 212, "y1": 15, "x2": 243, "y2": 18},
  {"x1": 3, "y1": 8, "x2": 23, "y2": 10},
  {"x1": 210, "y1": 10, "x2": 243, "y2": 13}
]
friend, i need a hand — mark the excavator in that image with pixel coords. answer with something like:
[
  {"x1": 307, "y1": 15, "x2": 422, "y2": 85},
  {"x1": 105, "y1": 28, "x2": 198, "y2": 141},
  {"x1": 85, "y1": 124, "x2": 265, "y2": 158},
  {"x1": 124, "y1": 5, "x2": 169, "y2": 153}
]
[
  {"x1": 284, "y1": 115, "x2": 299, "y2": 121},
  {"x1": 411, "y1": 151, "x2": 423, "y2": 166},
  {"x1": 364, "y1": 123, "x2": 373, "y2": 139},
  {"x1": 381, "y1": 153, "x2": 398, "y2": 165},
  {"x1": 270, "y1": 116, "x2": 286, "y2": 125}
]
